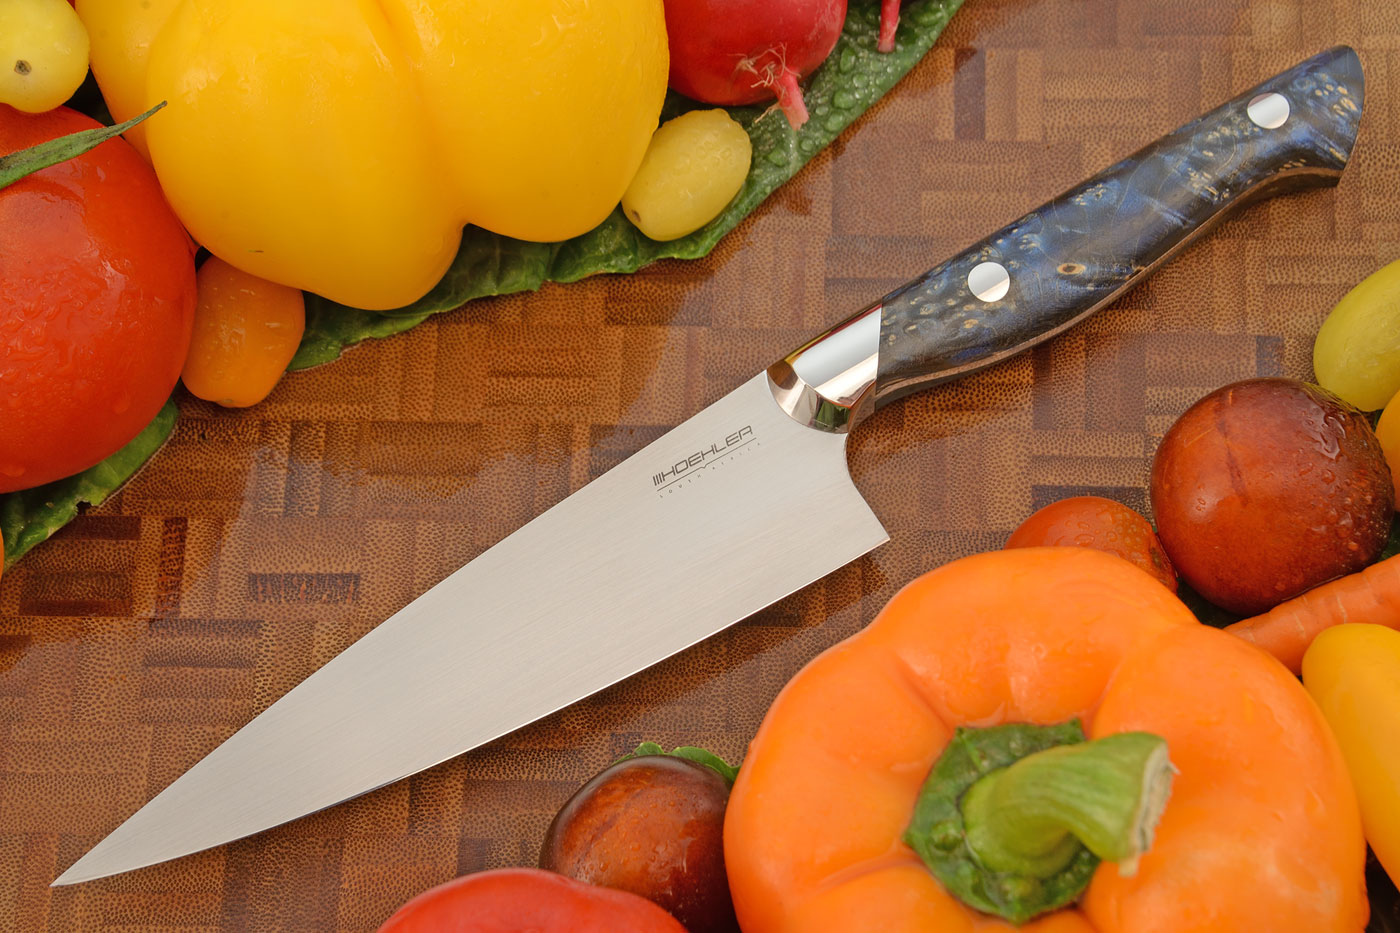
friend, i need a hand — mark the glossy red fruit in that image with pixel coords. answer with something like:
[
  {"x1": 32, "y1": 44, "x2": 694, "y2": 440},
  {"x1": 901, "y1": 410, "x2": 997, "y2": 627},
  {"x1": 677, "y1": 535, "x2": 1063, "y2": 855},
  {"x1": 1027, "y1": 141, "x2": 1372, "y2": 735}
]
[
  {"x1": 0, "y1": 104, "x2": 196, "y2": 492},
  {"x1": 541, "y1": 756, "x2": 739, "y2": 933},
  {"x1": 1005, "y1": 495, "x2": 1177, "y2": 592},
  {"x1": 662, "y1": 0, "x2": 847, "y2": 129},
  {"x1": 1151, "y1": 378, "x2": 1393, "y2": 615},
  {"x1": 377, "y1": 867, "x2": 686, "y2": 933}
]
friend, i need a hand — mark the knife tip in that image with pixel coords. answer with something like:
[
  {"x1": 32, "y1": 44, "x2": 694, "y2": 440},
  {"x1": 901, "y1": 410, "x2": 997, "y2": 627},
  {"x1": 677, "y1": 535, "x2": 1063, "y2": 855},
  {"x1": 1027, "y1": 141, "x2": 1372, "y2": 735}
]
[
  {"x1": 50, "y1": 842, "x2": 122, "y2": 887},
  {"x1": 50, "y1": 864, "x2": 90, "y2": 887}
]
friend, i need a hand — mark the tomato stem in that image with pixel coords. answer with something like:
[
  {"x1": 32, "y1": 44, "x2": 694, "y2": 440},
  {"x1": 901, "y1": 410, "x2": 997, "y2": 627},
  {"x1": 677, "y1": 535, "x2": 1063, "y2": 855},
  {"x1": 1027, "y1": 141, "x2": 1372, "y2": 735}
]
[{"x1": 0, "y1": 101, "x2": 165, "y2": 191}]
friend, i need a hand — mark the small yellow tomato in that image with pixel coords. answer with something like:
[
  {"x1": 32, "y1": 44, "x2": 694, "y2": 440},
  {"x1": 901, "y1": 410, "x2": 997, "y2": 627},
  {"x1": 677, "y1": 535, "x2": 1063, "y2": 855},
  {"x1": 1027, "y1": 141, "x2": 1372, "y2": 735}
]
[
  {"x1": 1302, "y1": 623, "x2": 1400, "y2": 888},
  {"x1": 181, "y1": 257, "x2": 305, "y2": 408},
  {"x1": 622, "y1": 109, "x2": 752, "y2": 242},
  {"x1": 1314, "y1": 258, "x2": 1400, "y2": 411},
  {"x1": 0, "y1": 0, "x2": 90, "y2": 113}
]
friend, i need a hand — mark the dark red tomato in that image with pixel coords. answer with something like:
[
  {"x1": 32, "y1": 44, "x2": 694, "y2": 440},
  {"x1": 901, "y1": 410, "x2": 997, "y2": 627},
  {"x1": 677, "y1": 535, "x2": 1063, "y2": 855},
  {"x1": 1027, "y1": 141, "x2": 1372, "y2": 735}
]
[
  {"x1": 376, "y1": 868, "x2": 687, "y2": 933},
  {"x1": 541, "y1": 756, "x2": 738, "y2": 933},
  {"x1": 0, "y1": 104, "x2": 196, "y2": 493},
  {"x1": 1005, "y1": 496, "x2": 1178, "y2": 592},
  {"x1": 1150, "y1": 378, "x2": 1391, "y2": 615}
]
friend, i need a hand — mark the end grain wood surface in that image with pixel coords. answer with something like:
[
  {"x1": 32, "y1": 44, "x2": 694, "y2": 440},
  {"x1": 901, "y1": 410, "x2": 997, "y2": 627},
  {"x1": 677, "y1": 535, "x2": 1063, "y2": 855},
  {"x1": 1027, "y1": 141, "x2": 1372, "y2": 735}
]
[{"x1": 3, "y1": 0, "x2": 1400, "y2": 929}]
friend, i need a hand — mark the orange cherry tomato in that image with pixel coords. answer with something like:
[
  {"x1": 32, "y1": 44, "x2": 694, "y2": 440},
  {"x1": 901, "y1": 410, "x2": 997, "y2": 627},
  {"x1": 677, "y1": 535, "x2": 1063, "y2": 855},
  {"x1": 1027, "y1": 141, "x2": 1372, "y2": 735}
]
[
  {"x1": 1006, "y1": 496, "x2": 1177, "y2": 592},
  {"x1": 0, "y1": 104, "x2": 196, "y2": 493},
  {"x1": 180, "y1": 256, "x2": 305, "y2": 408},
  {"x1": 1374, "y1": 386, "x2": 1400, "y2": 508}
]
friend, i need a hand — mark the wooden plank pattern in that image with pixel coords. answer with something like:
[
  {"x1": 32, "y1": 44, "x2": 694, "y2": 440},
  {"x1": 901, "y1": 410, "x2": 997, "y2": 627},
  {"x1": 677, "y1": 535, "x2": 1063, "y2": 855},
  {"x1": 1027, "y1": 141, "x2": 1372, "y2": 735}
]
[{"x1": 4, "y1": 1, "x2": 1400, "y2": 929}]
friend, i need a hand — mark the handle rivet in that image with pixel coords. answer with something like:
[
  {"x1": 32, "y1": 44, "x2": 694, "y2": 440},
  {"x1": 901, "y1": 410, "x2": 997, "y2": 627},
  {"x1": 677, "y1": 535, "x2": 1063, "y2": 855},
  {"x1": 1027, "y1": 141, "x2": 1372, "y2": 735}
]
[
  {"x1": 967, "y1": 261, "x2": 1011, "y2": 303},
  {"x1": 1247, "y1": 92, "x2": 1290, "y2": 129}
]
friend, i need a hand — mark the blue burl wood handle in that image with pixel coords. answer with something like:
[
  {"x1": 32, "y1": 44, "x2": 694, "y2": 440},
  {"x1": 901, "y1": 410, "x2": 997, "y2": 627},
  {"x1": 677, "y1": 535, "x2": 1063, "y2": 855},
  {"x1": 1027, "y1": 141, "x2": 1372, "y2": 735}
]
[{"x1": 872, "y1": 45, "x2": 1364, "y2": 406}]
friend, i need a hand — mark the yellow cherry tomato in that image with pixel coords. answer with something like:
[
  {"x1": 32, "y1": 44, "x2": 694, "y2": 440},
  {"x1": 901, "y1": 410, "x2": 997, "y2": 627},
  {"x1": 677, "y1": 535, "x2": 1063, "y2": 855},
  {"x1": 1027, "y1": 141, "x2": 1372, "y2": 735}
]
[
  {"x1": 181, "y1": 257, "x2": 305, "y2": 408},
  {"x1": 0, "y1": 0, "x2": 90, "y2": 113},
  {"x1": 622, "y1": 109, "x2": 752, "y2": 242},
  {"x1": 1314, "y1": 257, "x2": 1400, "y2": 411},
  {"x1": 1302, "y1": 623, "x2": 1400, "y2": 888}
]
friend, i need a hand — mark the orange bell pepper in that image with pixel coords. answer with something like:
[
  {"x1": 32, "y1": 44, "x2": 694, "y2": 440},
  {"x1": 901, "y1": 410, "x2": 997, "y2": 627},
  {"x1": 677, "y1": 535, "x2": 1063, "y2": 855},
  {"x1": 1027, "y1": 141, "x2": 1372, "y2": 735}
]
[{"x1": 724, "y1": 548, "x2": 1369, "y2": 932}]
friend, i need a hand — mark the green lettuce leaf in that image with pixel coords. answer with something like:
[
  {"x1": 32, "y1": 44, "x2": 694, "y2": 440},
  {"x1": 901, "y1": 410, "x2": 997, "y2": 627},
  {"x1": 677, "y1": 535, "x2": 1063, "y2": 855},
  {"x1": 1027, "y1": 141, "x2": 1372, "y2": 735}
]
[
  {"x1": 289, "y1": 0, "x2": 964, "y2": 369},
  {"x1": 1381, "y1": 512, "x2": 1400, "y2": 562},
  {"x1": 1, "y1": 399, "x2": 178, "y2": 570}
]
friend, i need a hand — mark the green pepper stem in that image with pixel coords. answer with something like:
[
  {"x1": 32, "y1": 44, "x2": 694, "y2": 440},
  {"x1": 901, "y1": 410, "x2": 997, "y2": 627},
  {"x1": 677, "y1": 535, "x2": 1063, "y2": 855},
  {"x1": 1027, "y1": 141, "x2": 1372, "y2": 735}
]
[
  {"x1": 961, "y1": 732, "x2": 1174, "y2": 879},
  {"x1": 0, "y1": 102, "x2": 165, "y2": 191}
]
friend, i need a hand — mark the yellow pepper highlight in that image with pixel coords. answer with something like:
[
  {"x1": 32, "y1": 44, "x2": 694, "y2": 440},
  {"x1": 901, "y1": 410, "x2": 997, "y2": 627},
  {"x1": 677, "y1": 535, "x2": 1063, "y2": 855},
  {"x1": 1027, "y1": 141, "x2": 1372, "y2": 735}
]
[
  {"x1": 76, "y1": 0, "x2": 669, "y2": 311},
  {"x1": 1303, "y1": 623, "x2": 1400, "y2": 888}
]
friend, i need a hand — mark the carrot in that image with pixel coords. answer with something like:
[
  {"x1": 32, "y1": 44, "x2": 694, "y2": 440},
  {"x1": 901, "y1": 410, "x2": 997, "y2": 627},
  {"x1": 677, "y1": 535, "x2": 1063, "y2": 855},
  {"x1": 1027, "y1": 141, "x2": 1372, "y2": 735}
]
[{"x1": 1225, "y1": 553, "x2": 1400, "y2": 674}]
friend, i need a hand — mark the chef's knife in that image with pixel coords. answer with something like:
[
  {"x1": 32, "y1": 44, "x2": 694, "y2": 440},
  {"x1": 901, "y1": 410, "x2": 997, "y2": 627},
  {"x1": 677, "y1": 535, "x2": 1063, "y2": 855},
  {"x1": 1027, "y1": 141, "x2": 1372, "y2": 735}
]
[{"x1": 55, "y1": 46, "x2": 1364, "y2": 886}]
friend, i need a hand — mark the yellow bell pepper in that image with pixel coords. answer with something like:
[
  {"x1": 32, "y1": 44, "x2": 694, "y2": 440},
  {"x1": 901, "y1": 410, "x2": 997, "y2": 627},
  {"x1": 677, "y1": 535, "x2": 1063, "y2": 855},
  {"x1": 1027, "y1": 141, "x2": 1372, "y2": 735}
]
[
  {"x1": 1303, "y1": 623, "x2": 1400, "y2": 888},
  {"x1": 76, "y1": 0, "x2": 669, "y2": 310}
]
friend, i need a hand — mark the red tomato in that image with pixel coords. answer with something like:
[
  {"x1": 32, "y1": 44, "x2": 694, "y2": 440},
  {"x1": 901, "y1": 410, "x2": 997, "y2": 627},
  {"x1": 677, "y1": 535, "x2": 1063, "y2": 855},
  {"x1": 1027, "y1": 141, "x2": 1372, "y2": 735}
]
[
  {"x1": 377, "y1": 868, "x2": 687, "y2": 933},
  {"x1": 1005, "y1": 496, "x2": 1178, "y2": 592},
  {"x1": 0, "y1": 104, "x2": 196, "y2": 493}
]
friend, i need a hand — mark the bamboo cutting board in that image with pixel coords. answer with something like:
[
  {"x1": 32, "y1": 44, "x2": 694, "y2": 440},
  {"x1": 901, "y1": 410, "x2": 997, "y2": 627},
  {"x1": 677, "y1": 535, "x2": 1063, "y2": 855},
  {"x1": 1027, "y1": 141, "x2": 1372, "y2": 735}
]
[{"x1": 4, "y1": 0, "x2": 1400, "y2": 929}]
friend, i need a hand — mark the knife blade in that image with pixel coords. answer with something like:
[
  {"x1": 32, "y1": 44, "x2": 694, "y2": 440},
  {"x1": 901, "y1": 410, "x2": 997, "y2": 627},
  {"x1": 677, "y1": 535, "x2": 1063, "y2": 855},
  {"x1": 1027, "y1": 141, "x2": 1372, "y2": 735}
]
[{"x1": 54, "y1": 44, "x2": 1364, "y2": 886}]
